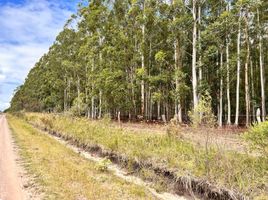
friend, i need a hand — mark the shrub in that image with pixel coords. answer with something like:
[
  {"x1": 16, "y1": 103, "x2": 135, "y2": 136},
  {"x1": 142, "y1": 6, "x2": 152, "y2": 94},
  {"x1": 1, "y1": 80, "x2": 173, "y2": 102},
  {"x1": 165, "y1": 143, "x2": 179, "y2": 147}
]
[
  {"x1": 12, "y1": 111, "x2": 26, "y2": 119},
  {"x1": 100, "y1": 113, "x2": 111, "y2": 126},
  {"x1": 166, "y1": 118, "x2": 182, "y2": 138},
  {"x1": 40, "y1": 116, "x2": 53, "y2": 130},
  {"x1": 69, "y1": 93, "x2": 87, "y2": 116},
  {"x1": 95, "y1": 158, "x2": 112, "y2": 172},
  {"x1": 188, "y1": 91, "x2": 216, "y2": 128},
  {"x1": 245, "y1": 121, "x2": 268, "y2": 157}
]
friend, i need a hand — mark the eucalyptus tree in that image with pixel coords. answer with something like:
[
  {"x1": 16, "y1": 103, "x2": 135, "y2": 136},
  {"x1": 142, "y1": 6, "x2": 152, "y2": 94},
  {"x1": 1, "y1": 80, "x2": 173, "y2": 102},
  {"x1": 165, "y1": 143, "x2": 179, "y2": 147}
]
[{"x1": 9, "y1": 0, "x2": 268, "y2": 126}]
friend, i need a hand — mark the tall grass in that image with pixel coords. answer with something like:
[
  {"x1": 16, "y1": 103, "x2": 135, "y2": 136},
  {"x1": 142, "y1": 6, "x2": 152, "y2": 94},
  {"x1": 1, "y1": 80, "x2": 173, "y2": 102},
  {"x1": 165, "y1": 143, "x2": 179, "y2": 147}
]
[
  {"x1": 8, "y1": 115, "x2": 155, "y2": 200},
  {"x1": 24, "y1": 113, "x2": 268, "y2": 198}
]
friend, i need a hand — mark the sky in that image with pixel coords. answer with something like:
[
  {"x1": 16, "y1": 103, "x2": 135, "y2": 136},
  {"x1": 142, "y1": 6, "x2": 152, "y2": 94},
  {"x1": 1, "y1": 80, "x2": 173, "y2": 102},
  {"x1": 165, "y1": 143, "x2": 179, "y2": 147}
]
[{"x1": 0, "y1": 0, "x2": 80, "y2": 111}]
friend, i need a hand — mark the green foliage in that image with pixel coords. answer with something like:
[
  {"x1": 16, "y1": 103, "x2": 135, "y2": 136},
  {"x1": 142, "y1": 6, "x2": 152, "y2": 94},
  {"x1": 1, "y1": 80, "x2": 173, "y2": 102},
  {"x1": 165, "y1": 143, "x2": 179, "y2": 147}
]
[
  {"x1": 136, "y1": 68, "x2": 146, "y2": 80},
  {"x1": 8, "y1": 0, "x2": 268, "y2": 127},
  {"x1": 95, "y1": 158, "x2": 112, "y2": 172},
  {"x1": 155, "y1": 51, "x2": 166, "y2": 63},
  {"x1": 69, "y1": 93, "x2": 87, "y2": 116},
  {"x1": 188, "y1": 91, "x2": 216, "y2": 128},
  {"x1": 245, "y1": 122, "x2": 268, "y2": 157},
  {"x1": 151, "y1": 92, "x2": 162, "y2": 103},
  {"x1": 100, "y1": 113, "x2": 111, "y2": 126}
]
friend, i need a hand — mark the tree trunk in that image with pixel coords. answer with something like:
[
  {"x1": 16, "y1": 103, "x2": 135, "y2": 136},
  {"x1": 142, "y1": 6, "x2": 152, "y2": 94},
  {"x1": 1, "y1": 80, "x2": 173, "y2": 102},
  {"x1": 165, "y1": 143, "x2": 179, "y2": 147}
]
[
  {"x1": 91, "y1": 60, "x2": 95, "y2": 119},
  {"x1": 226, "y1": 36, "x2": 231, "y2": 125},
  {"x1": 118, "y1": 111, "x2": 121, "y2": 125},
  {"x1": 98, "y1": 90, "x2": 102, "y2": 119},
  {"x1": 171, "y1": 0, "x2": 183, "y2": 123},
  {"x1": 77, "y1": 75, "x2": 81, "y2": 115},
  {"x1": 250, "y1": 59, "x2": 255, "y2": 122},
  {"x1": 157, "y1": 101, "x2": 160, "y2": 120},
  {"x1": 174, "y1": 39, "x2": 183, "y2": 123},
  {"x1": 91, "y1": 97, "x2": 95, "y2": 119},
  {"x1": 244, "y1": 12, "x2": 250, "y2": 126},
  {"x1": 192, "y1": 0, "x2": 198, "y2": 110},
  {"x1": 235, "y1": 9, "x2": 242, "y2": 126},
  {"x1": 141, "y1": 1, "x2": 145, "y2": 117},
  {"x1": 226, "y1": 2, "x2": 231, "y2": 125},
  {"x1": 257, "y1": 8, "x2": 266, "y2": 121},
  {"x1": 198, "y1": 3, "x2": 202, "y2": 82},
  {"x1": 219, "y1": 50, "x2": 223, "y2": 127},
  {"x1": 64, "y1": 77, "x2": 68, "y2": 112}
]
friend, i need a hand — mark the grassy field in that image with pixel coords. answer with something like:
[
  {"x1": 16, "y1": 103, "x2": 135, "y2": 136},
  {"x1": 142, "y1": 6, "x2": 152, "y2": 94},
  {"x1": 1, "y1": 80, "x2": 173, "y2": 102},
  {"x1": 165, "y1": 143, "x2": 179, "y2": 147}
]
[
  {"x1": 7, "y1": 115, "x2": 157, "y2": 200},
  {"x1": 22, "y1": 113, "x2": 268, "y2": 199}
]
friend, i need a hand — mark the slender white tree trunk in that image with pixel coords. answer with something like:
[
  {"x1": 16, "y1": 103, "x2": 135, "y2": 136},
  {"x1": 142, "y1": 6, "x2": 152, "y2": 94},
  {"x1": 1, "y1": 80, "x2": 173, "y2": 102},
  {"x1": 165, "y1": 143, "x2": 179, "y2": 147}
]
[
  {"x1": 257, "y1": 9, "x2": 266, "y2": 121},
  {"x1": 250, "y1": 59, "x2": 255, "y2": 122},
  {"x1": 198, "y1": 3, "x2": 202, "y2": 82},
  {"x1": 244, "y1": 13, "x2": 250, "y2": 126},
  {"x1": 226, "y1": 37, "x2": 231, "y2": 125},
  {"x1": 226, "y1": 2, "x2": 231, "y2": 125},
  {"x1": 192, "y1": 0, "x2": 198, "y2": 110},
  {"x1": 235, "y1": 9, "x2": 242, "y2": 126},
  {"x1": 91, "y1": 60, "x2": 95, "y2": 119},
  {"x1": 219, "y1": 50, "x2": 223, "y2": 127},
  {"x1": 141, "y1": 1, "x2": 145, "y2": 117},
  {"x1": 91, "y1": 97, "x2": 95, "y2": 119},
  {"x1": 174, "y1": 39, "x2": 183, "y2": 123},
  {"x1": 77, "y1": 75, "x2": 81, "y2": 115},
  {"x1": 157, "y1": 101, "x2": 160, "y2": 120},
  {"x1": 171, "y1": 0, "x2": 183, "y2": 123},
  {"x1": 64, "y1": 77, "x2": 68, "y2": 112},
  {"x1": 98, "y1": 90, "x2": 102, "y2": 119}
]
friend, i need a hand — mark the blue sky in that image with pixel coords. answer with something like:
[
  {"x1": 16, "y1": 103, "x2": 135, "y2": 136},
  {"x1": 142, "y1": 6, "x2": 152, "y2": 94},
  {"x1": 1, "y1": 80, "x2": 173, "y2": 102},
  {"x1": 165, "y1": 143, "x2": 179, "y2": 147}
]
[{"x1": 0, "y1": 0, "x2": 80, "y2": 111}]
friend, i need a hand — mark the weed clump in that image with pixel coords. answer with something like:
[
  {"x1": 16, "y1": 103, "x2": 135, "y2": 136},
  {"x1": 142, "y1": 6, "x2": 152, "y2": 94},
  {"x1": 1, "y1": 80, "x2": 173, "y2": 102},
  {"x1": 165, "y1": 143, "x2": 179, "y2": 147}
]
[
  {"x1": 166, "y1": 118, "x2": 183, "y2": 138},
  {"x1": 188, "y1": 91, "x2": 216, "y2": 128},
  {"x1": 40, "y1": 116, "x2": 54, "y2": 130},
  {"x1": 95, "y1": 158, "x2": 112, "y2": 172},
  {"x1": 100, "y1": 113, "x2": 111, "y2": 127},
  {"x1": 245, "y1": 121, "x2": 268, "y2": 157},
  {"x1": 12, "y1": 111, "x2": 26, "y2": 119}
]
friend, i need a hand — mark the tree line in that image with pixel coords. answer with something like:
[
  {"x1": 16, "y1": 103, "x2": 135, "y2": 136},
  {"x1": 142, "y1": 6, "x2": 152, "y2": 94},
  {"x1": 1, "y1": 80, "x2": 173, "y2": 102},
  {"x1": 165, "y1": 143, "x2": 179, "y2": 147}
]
[{"x1": 9, "y1": 0, "x2": 268, "y2": 126}]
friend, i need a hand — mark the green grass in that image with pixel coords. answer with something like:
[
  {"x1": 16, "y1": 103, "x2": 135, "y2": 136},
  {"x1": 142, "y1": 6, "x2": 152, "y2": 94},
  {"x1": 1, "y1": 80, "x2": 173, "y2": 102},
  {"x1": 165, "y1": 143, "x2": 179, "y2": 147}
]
[
  {"x1": 8, "y1": 115, "x2": 156, "y2": 200},
  {"x1": 23, "y1": 113, "x2": 268, "y2": 198}
]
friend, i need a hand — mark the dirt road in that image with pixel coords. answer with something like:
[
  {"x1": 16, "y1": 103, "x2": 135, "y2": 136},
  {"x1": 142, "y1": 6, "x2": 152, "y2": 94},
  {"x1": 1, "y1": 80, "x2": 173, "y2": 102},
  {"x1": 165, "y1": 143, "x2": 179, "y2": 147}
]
[{"x1": 0, "y1": 114, "x2": 25, "y2": 200}]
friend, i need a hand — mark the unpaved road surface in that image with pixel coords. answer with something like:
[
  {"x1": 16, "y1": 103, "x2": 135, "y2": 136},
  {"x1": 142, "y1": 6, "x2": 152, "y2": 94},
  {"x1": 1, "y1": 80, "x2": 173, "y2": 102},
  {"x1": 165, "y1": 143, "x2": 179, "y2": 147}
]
[{"x1": 0, "y1": 114, "x2": 26, "y2": 200}]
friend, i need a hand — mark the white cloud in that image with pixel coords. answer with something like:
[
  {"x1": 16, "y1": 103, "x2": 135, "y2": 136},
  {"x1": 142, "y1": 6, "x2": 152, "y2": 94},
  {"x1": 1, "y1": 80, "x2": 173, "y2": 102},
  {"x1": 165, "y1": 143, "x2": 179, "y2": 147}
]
[{"x1": 0, "y1": 0, "x2": 77, "y2": 111}]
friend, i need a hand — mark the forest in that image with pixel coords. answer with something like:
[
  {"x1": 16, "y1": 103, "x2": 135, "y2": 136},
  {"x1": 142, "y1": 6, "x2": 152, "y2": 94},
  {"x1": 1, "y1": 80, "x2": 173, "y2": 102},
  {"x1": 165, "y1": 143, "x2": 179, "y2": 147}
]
[
  {"x1": 9, "y1": 0, "x2": 268, "y2": 127},
  {"x1": 2, "y1": 0, "x2": 268, "y2": 199}
]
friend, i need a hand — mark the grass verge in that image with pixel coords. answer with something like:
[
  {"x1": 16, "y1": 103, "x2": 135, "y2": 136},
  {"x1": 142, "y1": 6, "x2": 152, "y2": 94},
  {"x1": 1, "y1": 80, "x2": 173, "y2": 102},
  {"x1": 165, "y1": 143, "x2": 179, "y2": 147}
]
[
  {"x1": 7, "y1": 114, "x2": 156, "y2": 200},
  {"x1": 22, "y1": 113, "x2": 268, "y2": 199}
]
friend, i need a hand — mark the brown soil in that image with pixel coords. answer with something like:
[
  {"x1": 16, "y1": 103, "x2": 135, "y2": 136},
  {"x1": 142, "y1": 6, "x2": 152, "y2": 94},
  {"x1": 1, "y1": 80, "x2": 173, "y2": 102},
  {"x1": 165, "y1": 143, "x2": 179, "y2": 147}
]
[{"x1": 0, "y1": 115, "x2": 41, "y2": 200}]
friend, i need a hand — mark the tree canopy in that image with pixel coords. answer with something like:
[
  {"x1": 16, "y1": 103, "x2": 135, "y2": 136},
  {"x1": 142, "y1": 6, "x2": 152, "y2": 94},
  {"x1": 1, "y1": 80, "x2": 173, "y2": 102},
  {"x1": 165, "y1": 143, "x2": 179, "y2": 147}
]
[{"x1": 10, "y1": 0, "x2": 268, "y2": 126}]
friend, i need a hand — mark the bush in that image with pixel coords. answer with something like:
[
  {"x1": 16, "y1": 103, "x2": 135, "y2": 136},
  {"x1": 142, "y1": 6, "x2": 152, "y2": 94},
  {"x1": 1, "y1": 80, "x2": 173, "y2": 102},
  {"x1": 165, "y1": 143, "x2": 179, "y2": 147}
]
[
  {"x1": 100, "y1": 113, "x2": 111, "y2": 126},
  {"x1": 166, "y1": 117, "x2": 183, "y2": 138},
  {"x1": 95, "y1": 158, "x2": 112, "y2": 172},
  {"x1": 188, "y1": 91, "x2": 216, "y2": 128},
  {"x1": 69, "y1": 93, "x2": 87, "y2": 116},
  {"x1": 12, "y1": 111, "x2": 26, "y2": 119},
  {"x1": 245, "y1": 121, "x2": 268, "y2": 157},
  {"x1": 40, "y1": 116, "x2": 53, "y2": 130}
]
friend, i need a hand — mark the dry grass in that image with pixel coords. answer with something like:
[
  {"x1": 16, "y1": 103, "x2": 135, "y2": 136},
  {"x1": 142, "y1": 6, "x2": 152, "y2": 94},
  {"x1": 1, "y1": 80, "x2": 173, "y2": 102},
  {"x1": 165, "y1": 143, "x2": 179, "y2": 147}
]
[
  {"x1": 7, "y1": 115, "x2": 156, "y2": 200},
  {"x1": 21, "y1": 113, "x2": 268, "y2": 199}
]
